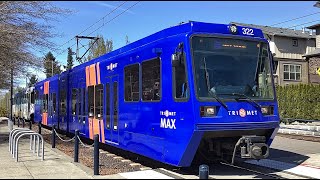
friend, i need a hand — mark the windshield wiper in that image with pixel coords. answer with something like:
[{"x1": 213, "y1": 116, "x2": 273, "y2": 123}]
[
  {"x1": 203, "y1": 57, "x2": 228, "y2": 110},
  {"x1": 219, "y1": 93, "x2": 261, "y2": 109}
]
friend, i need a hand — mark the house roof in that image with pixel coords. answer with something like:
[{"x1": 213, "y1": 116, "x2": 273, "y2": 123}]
[
  {"x1": 231, "y1": 22, "x2": 316, "y2": 39},
  {"x1": 306, "y1": 23, "x2": 320, "y2": 29},
  {"x1": 303, "y1": 48, "x2": 320, "y2": 57}
]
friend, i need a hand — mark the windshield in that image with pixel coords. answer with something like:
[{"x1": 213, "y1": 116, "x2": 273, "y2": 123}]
[{"x1": 192, "y1": 36, "x2": 274, "y2": 100}]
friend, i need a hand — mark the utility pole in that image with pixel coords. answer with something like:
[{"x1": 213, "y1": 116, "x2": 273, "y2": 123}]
[
  {"x1": 75, "y1": 35, "x2": 99, "y2": 63},
  {"x1": 10, "y1": 66, "x2": 13, "y2": 129},
  {"x1": 52, "y1": 59, "x2": 54, "y2": 77}
]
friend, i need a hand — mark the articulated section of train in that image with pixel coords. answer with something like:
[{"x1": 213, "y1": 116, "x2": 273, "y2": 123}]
[{"x1": 15, "y1": 21, "x2": 279, "y2": 167}]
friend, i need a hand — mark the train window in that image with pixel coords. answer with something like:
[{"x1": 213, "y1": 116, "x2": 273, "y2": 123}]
[
  {"x1": 88, "y1": 86, "x2": 94, "y2": 117},
  {"x1": 42, "y1": 94, "x2": 48, "y2": 113},
  {"x1": 113, "y1": 82, "x2": 118, "y2": 130},
  {"x1": 78, "y1": 88, "x2": 81, "y2": 116},
  {"x1": 52, "y1": 93, "x2": 56, "y2": 114},
  {"x1": 124, "y1": 64, "x2": 140, "y2": 101},
  {"x1": 173, "y1": 54, "x2": 189, "y2": 100},
  {"x1": 142, "y1": 58, "x2": 161, "y2": 101},
  {"x1": 95, "y1": 84, "x2": 103, "y2": 119},
  {"x1": 82, "y1": 88, "x2": 86, "y2": 116},
  {"x1": 34, "y1": 90, "x2": 38, "y2": 105},
  {"x1": 49, "y1": 93, "x2": 52, "y2": 115},
  {"x1": 59, "y1": 90, "x2": 66, "y2": 115},
  {"x1": 106, "y1": 84, "x2": 110, "y2": 129},
  {"x1": 72, "y1": 89, "x2": 77, "y2": 116}
]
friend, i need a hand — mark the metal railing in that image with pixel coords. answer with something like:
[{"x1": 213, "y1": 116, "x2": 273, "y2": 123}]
[{"x1": 8, "y1": 128, "x2": 44, "y2": 162}]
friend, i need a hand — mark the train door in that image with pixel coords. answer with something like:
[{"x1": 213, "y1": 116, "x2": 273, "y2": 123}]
[
  {"x1": 71, "y1": 88, "x2": 78, "y2": 132},
  {"x1": 78, "y1": 82, "x2": 86, "y2": 133},
  {"x1": 104, "y1": 75, "x2": 119, "y2": 144},
  {"x1": 59, "y1": 87, "x2": 67, "y2": 131}
]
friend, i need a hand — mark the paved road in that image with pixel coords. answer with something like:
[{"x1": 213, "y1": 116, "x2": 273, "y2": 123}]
[{"x1": 270, "y1": 135, "x2": 320, "y2": 156}]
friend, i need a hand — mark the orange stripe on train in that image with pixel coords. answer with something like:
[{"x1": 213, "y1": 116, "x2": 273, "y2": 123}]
[
  {"x1": 86, "y1": 66, "x2": 90, "y2": 87},
  {"x1": 89, "y1": 118, "x2": 93, "y2": 139},
  {"x1": 96, "y1": 62, "x2": 101, "y2": 84},
  {"x1": 89, "y1": 64, "x2": 96, "y2": 86}
]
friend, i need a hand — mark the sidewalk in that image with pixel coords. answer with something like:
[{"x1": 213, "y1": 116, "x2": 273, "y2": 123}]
[
  {"x1": 0, "y1": 120, "x2": 174, "y2": 179},
  {"x1": 0, "y1": 122, "x2": 125, "y2": 179}
]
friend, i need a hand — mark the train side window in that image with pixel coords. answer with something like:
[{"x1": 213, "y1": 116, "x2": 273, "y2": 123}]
[
  {"x1": 113, "y1": 82, "x2": 118, "y2": 130},
  {"x1": 82, "y1": 88, "x2": 86, "y2": 116},
  {"x1": 173, "y1": 54, "x2": 189, "y2": 100},
  {"x1": 88, "y1": 86, "x2": 94, "y2": 117},
  {"x1": 60, "y1": 90, "x2": 66, "y2": 115},
  {"x1": 42, "y1": 94, "x2": 48, "y2": 113},
  {"x1": 142, "y1": 58, "x2": 161, "y2": 101},
  {"x1": 52, "y1": 93, "x2": 56, "y2": 114},
  {"x1": 78, "y1": 88, "x2": 81, "y2": 116},
  {"x1": 72, "y1": 89, "x2": 77, "y2": 116},
  {"x1": 124, "y1": 64, "x2": 140, "y2": 102},
  {"x1": 95, "y1": 84, "x2": 103, "y2": 119},
  {"x1": 106, "y1": 84, "x2": 110, "y2": 129}
]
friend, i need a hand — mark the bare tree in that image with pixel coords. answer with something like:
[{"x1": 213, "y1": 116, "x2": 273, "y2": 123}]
[{"x1": 0, "y1": 1, "x2": 72, "y2": 89}]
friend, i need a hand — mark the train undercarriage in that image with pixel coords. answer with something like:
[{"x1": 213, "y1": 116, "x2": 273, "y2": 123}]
[{"x1": 194, "y1": 129, "x2": 274, "y2": 165}]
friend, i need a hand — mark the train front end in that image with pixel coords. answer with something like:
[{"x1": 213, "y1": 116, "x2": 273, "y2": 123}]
[{"x1": 178, "y1": 23, "x2": 279, "y2": 165}]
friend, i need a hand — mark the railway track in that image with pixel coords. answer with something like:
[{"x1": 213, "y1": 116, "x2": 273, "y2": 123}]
[{"x1": 34, "y1": 124, "x2": 309, "y2": 179}]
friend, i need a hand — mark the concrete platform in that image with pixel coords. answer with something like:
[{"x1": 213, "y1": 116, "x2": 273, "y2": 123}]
[{"x1": 0, "y1": 124, "x2": 95, "y2": 179}]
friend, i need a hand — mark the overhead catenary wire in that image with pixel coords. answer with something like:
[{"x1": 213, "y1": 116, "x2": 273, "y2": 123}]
[
  {"x1": 53, "y1": 1, "x2": 128, "y2": 55},
  {"x1": 55, "y1": 1, "x2": 140, "y2": 58},
  {"x1": 286, "y1": 19, "x2": 320, "y2": 29},
  {"x1": 76, "y1": 1, "x2": 140, "y2": 52},
  {"x1": 270, "y1": 11, "x2": 320, "y2": 27}
]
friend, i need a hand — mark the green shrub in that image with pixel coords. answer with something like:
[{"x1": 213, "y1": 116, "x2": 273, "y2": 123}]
[{"x1": 276, "y1": 84, "x2": 320, "y2": 120}]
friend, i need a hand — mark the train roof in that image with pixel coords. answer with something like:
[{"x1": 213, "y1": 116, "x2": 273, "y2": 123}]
[
  {"x1": 36, "y1": 21, "x2": 266, "y2": 85},
  {"x1": 35, "y1": 74, "x2": 59, "y2": 86},
  {"x1": 72, "y1": 21, "x2": 265, "y2": 70}
]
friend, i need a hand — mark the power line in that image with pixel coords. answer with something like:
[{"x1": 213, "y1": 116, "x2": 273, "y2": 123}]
[
  {"x1": 54, "y1": 1, "x2": 128, "y2": 56},
  {"x1": 270, "y1": 11, "x2": 320, "y2": 27},
  {"x1": 77, "y1": 1, "x2": 140, "y2": 52},
  {"x1": 286, "y1": 19, "x2": 320, "y2": 29}
]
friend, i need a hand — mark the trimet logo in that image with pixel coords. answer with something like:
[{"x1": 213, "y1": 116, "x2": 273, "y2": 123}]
[
  {"x1": 107, "y1": 63, "x2": 118, "y2": 71},
  {"x1": 160, "y1": 110, "x2": 176, "y2": 129},
  {"x1": 228, "y1": 108, "x2": 258, "y2": 118}
]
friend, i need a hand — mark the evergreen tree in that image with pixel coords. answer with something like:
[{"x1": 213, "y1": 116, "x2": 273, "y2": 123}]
[
  {"x1": 106, "y1": 38, "x2": 113, "y2": 53},
  {"x1": 66, "y1": 47, "x2": 74, "y2": 70},
  {"x1": 86, "y1": 34, "x2": 107, "y2": 61},
  {"x1": 43, "y1": 51, "x2": 62, "y2": 78},
  {"x1": 85, "y1": 34, "x2": 114, "y2": 61},
  {"x1": 28, "y1": 75, "x2": 38, "y2": 87}
]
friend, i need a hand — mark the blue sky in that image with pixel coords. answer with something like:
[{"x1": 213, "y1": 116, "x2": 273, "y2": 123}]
[{"x1": 30, "y1": 1, "x2": 319, "y2": 83}]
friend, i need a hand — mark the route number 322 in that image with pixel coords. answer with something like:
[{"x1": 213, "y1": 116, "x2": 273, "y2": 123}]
[{"x1": 242, "y1": 28, "x2": 254, "y2": 35}]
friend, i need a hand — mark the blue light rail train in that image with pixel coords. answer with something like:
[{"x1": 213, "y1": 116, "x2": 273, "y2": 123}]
[{"x1": 27, "y1": 21, "x2": 279, "y2": 167}]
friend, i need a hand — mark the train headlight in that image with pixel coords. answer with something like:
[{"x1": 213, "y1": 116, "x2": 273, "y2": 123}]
[
  {"x1": 229, "y1": 24, "x2": 238, "y2": 34},
  {"x1": 200, "y1": 106, "x2": 217, "y2": 117},
  {"x1": 261, "y1": 106, "x2": 274, "y2": 115}
]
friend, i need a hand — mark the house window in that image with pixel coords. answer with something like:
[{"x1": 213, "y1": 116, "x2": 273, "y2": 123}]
[
  {"x1": 292, "y1": 39, "x2": 298, "y2": 47},
  {"x1": 283, "y1": 64, "x2": 301, "y2": 81}
]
